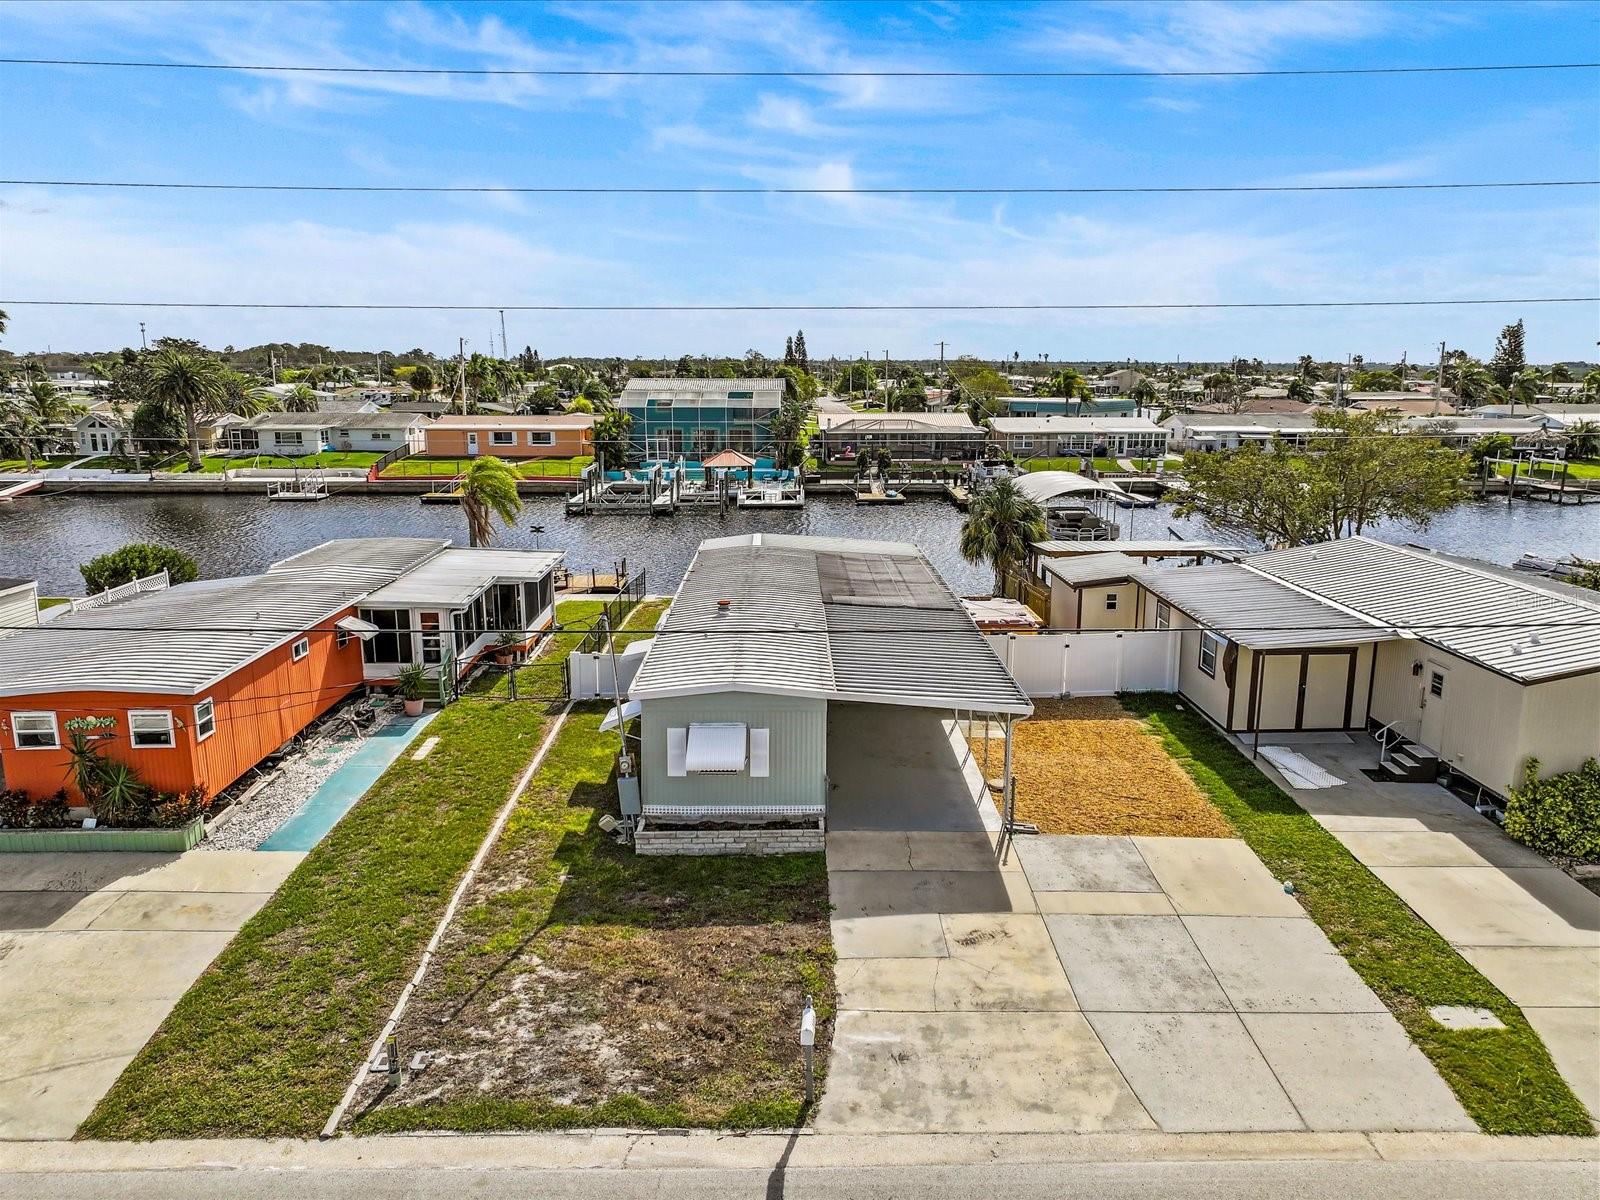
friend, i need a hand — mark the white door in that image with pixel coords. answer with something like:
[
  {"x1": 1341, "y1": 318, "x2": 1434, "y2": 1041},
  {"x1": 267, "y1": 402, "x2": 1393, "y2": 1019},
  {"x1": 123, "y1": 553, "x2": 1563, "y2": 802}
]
[
  {"x1": 1419, "y1": 659, "x2": 1450, "y2": 750},
  {"x1": 467, "y1": 432, "x2": 479, "y2": 456}
]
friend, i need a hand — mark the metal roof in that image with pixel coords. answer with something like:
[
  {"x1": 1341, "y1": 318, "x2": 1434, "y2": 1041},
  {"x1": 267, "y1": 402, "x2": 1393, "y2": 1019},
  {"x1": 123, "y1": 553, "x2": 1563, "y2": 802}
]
[
  {"x1": 0, "y1": 538, "x2": 448, "y2": 697},
  {"x1": 241, "y1": 411, "x2": 420, "y2": 430},
  {"x1": 1041, "y1": 553, "x2": 1148, "y2": 587},
  {"x1": 1032, "y1": 539, "x2": 1242, "y2": 560},
  {"x1": 989, "y1": 416, "x2": 1167, "y2": 435},
  {"x1": 1131, "y1": 564, "x2": 1389, "y2": 650},
  {"x1": 816, "y1": 412, "x2": 984, "y2": 433},
  {"x1": 425, "y1": 413, "x2": 594, "y2": 429},
  {"x1": 1247, "y1": 537, "x2": 1600, "y2": 682},
  {"x1": 630, "y1": 534, "x2": 1032, "y2": 715},
  {"x1": 1014, "y1": 471, "x2": 1130, "y2": 504},
  {"x1": 360, "y1": 548, "x2": 565, "y2": 608}
]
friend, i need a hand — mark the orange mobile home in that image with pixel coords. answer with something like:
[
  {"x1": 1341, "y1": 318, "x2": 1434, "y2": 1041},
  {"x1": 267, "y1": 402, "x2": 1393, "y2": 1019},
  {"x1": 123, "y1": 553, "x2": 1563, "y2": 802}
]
[
  {"x1": 0, "y1": 538, "x2": 564, "y2": 803},
  {"x1": 419, "y1": 414, "x2": 594, "y2": 460}
]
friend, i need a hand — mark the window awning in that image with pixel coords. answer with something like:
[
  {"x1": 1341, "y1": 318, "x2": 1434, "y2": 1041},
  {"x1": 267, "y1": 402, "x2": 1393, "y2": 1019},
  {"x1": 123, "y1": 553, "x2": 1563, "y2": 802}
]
[
  {"x1": 599, "y1": 699, "x2": 642, "y2": 732},
  {"x1": 335, "y1": 615, "x2": 382, "y2": 640},
  {"x1": 686, "y1": 722, "x2": 746, "y2": 773}
]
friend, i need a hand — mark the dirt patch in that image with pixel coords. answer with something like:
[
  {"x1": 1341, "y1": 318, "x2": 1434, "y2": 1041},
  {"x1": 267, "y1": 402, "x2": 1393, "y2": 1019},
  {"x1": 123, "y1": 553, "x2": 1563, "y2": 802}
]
[{"x1": 983, "y1": 697, "x2": 1235, "y2": 838}]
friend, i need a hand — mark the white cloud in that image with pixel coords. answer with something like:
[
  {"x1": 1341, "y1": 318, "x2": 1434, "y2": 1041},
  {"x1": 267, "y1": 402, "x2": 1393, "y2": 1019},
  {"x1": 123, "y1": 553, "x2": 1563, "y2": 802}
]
[{"x1": 748, "y1": 94, "x2": 839, "y2": 138}]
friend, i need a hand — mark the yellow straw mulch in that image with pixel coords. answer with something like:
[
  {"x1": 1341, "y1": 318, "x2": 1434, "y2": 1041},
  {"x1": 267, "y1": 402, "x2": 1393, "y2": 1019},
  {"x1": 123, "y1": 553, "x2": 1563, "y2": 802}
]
[{"x1": 980, "y1": 697, "x2": 1236, "y2": 838}]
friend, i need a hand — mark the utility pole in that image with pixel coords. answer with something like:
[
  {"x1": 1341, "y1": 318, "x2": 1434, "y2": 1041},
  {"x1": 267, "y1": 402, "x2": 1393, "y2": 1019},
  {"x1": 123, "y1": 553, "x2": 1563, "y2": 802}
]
[
  {"x1": 454, "y1": 337, "x2": 467, "y2": 415},
  {"x1": 1437, "y1": 340, "x2": 1448, "y2": 402},
  {"x1": 139, "y1": 322, "x2": 146, "y2": 351},
  {"x1": 499, "y1": 309, "x2": 508, "y2": 362},
  {"x1": 936, "y1": 340, "x2": 947, "y2": 375}
]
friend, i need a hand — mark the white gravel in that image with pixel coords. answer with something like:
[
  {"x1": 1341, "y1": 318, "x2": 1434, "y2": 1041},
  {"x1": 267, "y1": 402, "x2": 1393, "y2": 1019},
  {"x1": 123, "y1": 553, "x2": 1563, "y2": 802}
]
[{"x1": 201, "y1": 709, "x2": 396, "y2": 852}]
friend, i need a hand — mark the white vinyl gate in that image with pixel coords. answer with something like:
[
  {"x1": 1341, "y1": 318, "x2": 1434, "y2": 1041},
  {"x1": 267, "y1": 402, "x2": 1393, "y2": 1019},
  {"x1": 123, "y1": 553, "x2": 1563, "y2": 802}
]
[{"x1": 985, "y1": 630, "x2": 1180, "y2": 698}]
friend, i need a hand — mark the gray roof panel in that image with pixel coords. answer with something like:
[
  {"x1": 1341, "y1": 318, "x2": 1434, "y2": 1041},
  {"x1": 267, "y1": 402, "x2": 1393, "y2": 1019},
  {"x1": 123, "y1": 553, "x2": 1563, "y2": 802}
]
[{"x1": 1132, "y1": 564, "x2": 1389, "y2": 650}]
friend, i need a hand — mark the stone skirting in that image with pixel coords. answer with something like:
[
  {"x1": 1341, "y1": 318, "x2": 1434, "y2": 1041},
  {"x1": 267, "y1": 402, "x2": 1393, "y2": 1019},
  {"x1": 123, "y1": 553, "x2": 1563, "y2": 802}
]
[{"x1": 634, "y1": 820, "x2": 825, "y2": 857}]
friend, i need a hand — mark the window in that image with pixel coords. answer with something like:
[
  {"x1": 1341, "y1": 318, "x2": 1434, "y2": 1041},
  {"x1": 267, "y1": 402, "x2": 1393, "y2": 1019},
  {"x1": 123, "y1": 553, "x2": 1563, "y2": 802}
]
[
  {"x1": 291, "y1": 637, "x2": 310, "y2": 661},
  {"x1": 129, "y1": 710, "x2": 175, "y2": 748},
  {"x1": 12, "y1": 711, "x2": 59, "y2": 750},
  {"x1": 277, "y1": 431, "x2": 304, "y2": 448},
  {"x1": 1155, "y1": 600, "x2": 1171, "y2": 630},
  {"x1": 371, "y1": 431, "x2": 392, "y2": 441},
  {"x1": 490, "y1": 431, "x2": 516, "y2": 446},
  {"x1": 1429, "y1": 671, "x2": 1445, "y2": 699},
  {"x1": 193, "y1": 699, "x2": 216, "y2": 743},
  {"x1": 652, "y1": 398, "x2": 674, "y2": 409},
  {"x1": 527, "y1": 430, "x2": 554, "y2": 446},
  {"x1": 1198, "y1": 631, "x2": 1221, "y2": 678},
  {"x1": 1016, "y1": 437, "x2": 1033, "y2": 451},
  {"x1": 337, "y1": 627, "x2": 354, "y2": 649},
  {"x1": 1105, "y1": 592, "x2": 1119, "y2": 612}
]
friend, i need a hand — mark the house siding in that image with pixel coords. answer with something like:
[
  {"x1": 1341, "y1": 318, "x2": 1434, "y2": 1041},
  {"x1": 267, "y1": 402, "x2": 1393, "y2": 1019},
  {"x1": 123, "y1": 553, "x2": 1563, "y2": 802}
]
[
  {"x1": 640, "y1": 693, "x2": 827, "y2": 816},
  {"x1": 0, "y1": 616, "x2": 365, "y2": 801},
  {"x1": 420, "y1": 424, "x2": 592, "y2": 459}
]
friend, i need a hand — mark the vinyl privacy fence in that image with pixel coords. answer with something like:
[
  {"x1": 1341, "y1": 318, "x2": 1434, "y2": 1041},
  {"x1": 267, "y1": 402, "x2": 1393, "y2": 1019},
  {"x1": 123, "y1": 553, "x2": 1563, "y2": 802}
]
[{"x1": 984, "y1": 629, "x2": 1181, "y2": 697}]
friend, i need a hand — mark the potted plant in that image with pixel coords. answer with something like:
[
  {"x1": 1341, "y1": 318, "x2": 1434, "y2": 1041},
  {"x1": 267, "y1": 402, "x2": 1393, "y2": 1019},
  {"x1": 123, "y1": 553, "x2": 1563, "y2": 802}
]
[
  {"x1": 397, "y1": 663, "x2": 428, "y2": 716},
  {"x1": 494, "y1": 630, "x2": 521, "y2": 666}
]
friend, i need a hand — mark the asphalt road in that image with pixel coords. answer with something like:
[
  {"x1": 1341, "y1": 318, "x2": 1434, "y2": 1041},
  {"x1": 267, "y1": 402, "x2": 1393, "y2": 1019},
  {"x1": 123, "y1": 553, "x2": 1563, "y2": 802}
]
[{"x1": 4, "y1": 1161, "x2": 1595, "y2": 1200}]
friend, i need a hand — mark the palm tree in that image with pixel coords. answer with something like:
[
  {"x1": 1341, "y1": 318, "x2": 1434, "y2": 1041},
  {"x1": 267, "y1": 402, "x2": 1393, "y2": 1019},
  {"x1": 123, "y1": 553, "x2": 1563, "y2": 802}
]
[
  {"x1": 1506, "y1": 367, "x2": 1542, "y2": 416},
  {"x1": 1285, "y1": 377, "x2": 1316, "y2": 404},
  {"x1": 1582, "y1": 368, "x2": 1600, "y2": 399},
  {"x1": 282, "y1": 384, "x2": 319, "y2": 412},
  {"x1": 1129, "y1": 377, "x2": 1159, "y2": 406},
  {"x1": 1566, "y1": 419, "x2": 1600, "y2": 461},
  {"x1": 1045, "y1": 368, "x2": 1093, "y2": 405},
  {"x1": 959, "y1": 476, "x2": 1047, "y2": 596},
  {"x1": 458, "y1": 456, "x2": 522, "y2": 548},
  {"x1": 1453, "y1": 360, "x2": 1493, "y2": 407},
  {"x1": 145, "y1": 348, "x2": 229, "y2": 471}
]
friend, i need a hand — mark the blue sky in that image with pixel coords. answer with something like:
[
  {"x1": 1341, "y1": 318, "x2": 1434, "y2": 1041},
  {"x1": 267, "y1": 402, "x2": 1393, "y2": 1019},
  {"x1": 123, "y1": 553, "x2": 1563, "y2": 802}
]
[{"x1": 1, "y1": 0, "x2": 1596, "y2": 364}]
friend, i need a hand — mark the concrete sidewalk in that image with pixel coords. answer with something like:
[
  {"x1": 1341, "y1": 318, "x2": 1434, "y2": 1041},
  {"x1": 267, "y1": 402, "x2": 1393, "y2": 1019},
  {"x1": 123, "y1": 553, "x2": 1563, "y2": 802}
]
[
  {"x1": 1258, "y1": 739, "x2": 1600, "y2": 1122},
  {"x1": 0, "y1": 851, "x2": 303, "y2": 1139}
]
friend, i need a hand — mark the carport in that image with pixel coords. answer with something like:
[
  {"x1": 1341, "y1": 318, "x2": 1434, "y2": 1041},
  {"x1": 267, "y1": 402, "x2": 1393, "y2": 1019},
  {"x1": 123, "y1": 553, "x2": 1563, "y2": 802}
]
[{"x1": 627, "y1": 533, "x2": 1032, "y2": 840}]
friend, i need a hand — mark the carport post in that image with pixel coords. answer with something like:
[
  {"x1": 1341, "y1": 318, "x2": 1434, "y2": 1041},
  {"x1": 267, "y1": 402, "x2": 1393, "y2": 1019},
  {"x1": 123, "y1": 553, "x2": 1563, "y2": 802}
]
[{"x1": 1003, "y1": 714, "x2": 1015, "y2": 834}]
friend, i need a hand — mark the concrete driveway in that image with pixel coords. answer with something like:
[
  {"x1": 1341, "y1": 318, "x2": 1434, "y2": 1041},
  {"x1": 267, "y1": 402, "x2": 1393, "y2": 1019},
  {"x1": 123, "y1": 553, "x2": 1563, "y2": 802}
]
[
  {"x1": 1254, "y1": 737, "x2": 1600, "y2": 1122},
  {"x1": 816, "y1": 706, "x2": 1471, "y2": 1135},
  {"x1": 0, "y1": 850, "x2": 302, "y2": 1139}
]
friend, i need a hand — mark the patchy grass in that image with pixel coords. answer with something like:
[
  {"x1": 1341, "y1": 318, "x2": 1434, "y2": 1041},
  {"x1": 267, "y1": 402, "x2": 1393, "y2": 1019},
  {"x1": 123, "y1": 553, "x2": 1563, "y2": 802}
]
[
  {"x1": 987, "y1": 697, "x2": 1233, "y2": 837},
  {"x1": 160, "y1": 452, "x2": 382, "y2": 474},
  {"x1": 1121, "y1": 693, "x2": 1593, "y2": 1136},
  {"x1": 381, "y1": 455, "x2": 593, "y2": 480},
  {"x1": 352, "y1": 704, "x2": 833, "y2": 1134},
  {"x1": 78, "y1": 604, "x2": 598, "y2": 1140}
]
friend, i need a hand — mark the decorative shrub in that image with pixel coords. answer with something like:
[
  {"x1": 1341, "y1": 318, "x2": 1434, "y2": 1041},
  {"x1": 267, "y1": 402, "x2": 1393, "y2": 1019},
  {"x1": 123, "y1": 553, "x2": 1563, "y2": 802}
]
[
  {"x1": 64, "y1": 720, "x2": 155, "y2": 826},
  {"x1": 27, "y1": 791, "x2": 74, "y2": 829},
  {"x1": 1504, "y1": 757, "x2": 1600, "y2": 859},
  {"x1": 0, "y1": 788, "x2": 29, "y2": 829},
  {"x1": 149, "y1": 787, "x2": 212, "y2": 829},
  {"x1": 80, "y1": 542, "x2": 200, "y2": 593}
]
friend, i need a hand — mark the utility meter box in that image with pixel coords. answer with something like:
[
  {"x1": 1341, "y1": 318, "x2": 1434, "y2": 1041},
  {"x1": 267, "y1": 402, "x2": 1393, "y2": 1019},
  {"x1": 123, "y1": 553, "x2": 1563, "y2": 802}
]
[{"x1": 617, "y1": 774, "x2": 642, "y2": 817}]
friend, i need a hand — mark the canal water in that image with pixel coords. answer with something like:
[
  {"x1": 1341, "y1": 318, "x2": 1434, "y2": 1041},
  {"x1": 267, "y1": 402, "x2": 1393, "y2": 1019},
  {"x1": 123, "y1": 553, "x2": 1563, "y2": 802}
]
[{"x1": 2, "y1": 491, "x2": 1596, "y2": 597}]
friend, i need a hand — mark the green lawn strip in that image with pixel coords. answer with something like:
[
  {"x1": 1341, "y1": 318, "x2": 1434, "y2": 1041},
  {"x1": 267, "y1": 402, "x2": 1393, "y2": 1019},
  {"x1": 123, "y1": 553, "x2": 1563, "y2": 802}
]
[
  {"x1": 0, "y1": 455, "x2": 78, "y2": 472},
  {"x1": 1120, "y1": 694, "x2": 1592, "y2": 1136},
  {"x1": 1495, "y1": 460, "x2": 1600, "y2": 482},
  {"x1": 380, "y1": 456, "x2": 592, "y2": 479},
  {"x1": 1020, "y1": 456, "x2": 1084, "y2": 473},
  {"x1": 37, "y1": 597, "x2": 71, "y2": 610},
  {"x1": 160, "y1": 452, "x2": 383, "y2": 474},
  {"x1": 354, "y1": 705, "x2": 832, "y2": 1134},
  {"x1": 78, "y1": 604, "x2": 599, "y2": 1140}
]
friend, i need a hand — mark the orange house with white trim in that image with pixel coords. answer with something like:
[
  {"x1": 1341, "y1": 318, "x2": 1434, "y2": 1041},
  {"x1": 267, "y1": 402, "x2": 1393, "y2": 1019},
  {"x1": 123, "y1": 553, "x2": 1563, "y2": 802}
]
[
  {"x1": 419, "y1": 413, "x2": 594, "y2": 460},
  {"x1": 0, "y1": 538, "x2": 564, "y2": 802}
]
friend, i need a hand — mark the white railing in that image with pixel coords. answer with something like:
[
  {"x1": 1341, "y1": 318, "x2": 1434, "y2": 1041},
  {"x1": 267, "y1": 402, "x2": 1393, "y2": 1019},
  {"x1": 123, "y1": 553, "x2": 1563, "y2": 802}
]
[{"x1": 69, "y1": 569, "x2": 170, "y2": 613}]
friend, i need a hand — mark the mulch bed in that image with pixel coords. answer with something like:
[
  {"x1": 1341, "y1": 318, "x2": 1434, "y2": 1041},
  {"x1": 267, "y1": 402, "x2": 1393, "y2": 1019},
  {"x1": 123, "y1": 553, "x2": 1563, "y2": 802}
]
[{"x1": 985, "y1": 696, "x2": 1236, "y2": 838}]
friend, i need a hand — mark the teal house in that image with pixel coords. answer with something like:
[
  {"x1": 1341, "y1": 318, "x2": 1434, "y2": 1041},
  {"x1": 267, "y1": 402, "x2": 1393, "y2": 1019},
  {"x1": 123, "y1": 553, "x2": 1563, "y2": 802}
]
[{"x1": 617, "y1": 377, "x2": 786, "y2": 462}]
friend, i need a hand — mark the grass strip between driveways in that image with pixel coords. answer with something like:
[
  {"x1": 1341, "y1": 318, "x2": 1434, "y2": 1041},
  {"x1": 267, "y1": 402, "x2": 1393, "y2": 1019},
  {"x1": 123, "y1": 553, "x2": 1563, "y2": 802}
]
[
  {"x1": 1121, "y1": 694, "x2": 1592, "y2": 1136},
  {"x1": 78, "y1": 602, "x2": 607, "y2": 1140}
]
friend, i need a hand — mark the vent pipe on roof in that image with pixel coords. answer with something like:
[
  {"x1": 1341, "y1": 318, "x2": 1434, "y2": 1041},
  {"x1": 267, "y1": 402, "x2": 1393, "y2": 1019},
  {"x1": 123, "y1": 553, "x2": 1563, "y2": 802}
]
[{"x1": 716, "y1": 599, "x2": 732, "y2": 613}]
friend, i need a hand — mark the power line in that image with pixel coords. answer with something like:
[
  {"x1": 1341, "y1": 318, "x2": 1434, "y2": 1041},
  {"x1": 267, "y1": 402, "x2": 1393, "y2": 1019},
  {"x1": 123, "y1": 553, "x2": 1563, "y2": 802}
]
[
  {"x1": 3, "y1": 297, "x2": 1594, "y2": 313},
  {"x1": 4, "y1": 177, "x2": 1596, "y2": 196},
  {"x1": 1, "y1": 56, "x2": 1596, "y2": 79}
]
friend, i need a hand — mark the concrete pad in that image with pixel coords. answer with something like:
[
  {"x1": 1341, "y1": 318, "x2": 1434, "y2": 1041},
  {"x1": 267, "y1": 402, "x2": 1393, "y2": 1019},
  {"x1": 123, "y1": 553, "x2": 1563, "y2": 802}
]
[
  {"x1": 0, "y1": 853, "x2": 180, "y2": 893},
  {"x1": 826, "y1": 832, "x2": 911, "y2": 872},
  {"x1": 1182, "y1": 916, "x2": 1388, "y2": 1014},
  {"x1": 937, "y1": 914, "x2": 1078, "y2": 1011},
  {"x1": 1085, "y1": 1012, "x2": 1304, "y2": 1133},
  {"x1": 3, "y1": 999, "x2": 175, "y2": 1075},
  {"x1": 831, "y1": 912, "x2": 947, "y2": 959},
  {"x1": 1035, "y1": 891, "x2": 1177, "y2": 916},
  {"x1": 828, "y1": 869, "x2": 1036, "y2": 919},
  {"x1": 1334, "y1": 830, "x2": 1550, "y2": 870},
  {"x1": 815, "y1": 1009, "x2": 1155, "y2": 1133},
  {"x1": 1013, "y1": 836, "x2": 1159, "y2": 893},
  {"x1": 113, "y1": 850, "x2": 304, "y2": 893},
  {"x1": 1243, "y1": 1013, "x2": 1475, "y2": 1132},
  {"x1": 0, "y1": 889, "x2": 119, "y2": 932},
  {"x1": 85, "y1": 889, "x2": 269, "y2": 932},
  {"x1": 1045, "y1": 915, "x2": 1231, "y2": 1013},
  {"x1": 1457, "y1": 946, "x2": 1600, "y2": 1008},
  {"x1": 834, "y1": 956, "x2": 939, "y2": 1011},
  {"x1": 1133, "y1": 837, "x2": 1303, "y2": 917},
  {"x1": 0, "y1": 929, "x2": 237, "y2": 1006},
  {"x1": 1522, "y1": 1007, "x2": 1600, "y2": 1120},
  {"x1": 0, "y1": 1054, "x2": 143, "y2": 1141},
  {"x1": 1371, "y1": 866, "x2": 1600, "y2": 948},
  {"x1": 909, "y1": 831, "x2": 1022, "y2": 873},
  {"x1": 1427, "y1": 1006, "x2": 1504, "y2": 1031}
]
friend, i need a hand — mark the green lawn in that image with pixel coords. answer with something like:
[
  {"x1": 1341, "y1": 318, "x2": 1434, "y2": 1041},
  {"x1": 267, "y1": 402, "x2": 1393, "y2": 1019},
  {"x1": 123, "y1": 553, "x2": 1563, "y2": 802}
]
[
  {"x1": 1121, "y1": 694, "x2": 1592, "y2": 1136},
  {"x1": 381, "y1": 455, "x2": 593, "y2": 479},
  {"x1": 0, "y1": 455, "x2": 77, "y2": 472},
  {"x1": 1495, "y1": 459, "x2": 1600, "y2": 481},
  {"x1": 1019, "y1": 456, "x2": 1084, "y2": 473},
  {"x1": 161, "y1": 451, "x2": 383, "y2": 474},
  {"x1": 37, "y1": 597, "x2": 71, "y2": 611},
  {"x1": 79, "y1": 601, "x2": 605, "y2": 1140},
  {"x1": 354, "y1": 703, "x2": 831, "y2": 1133}
]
